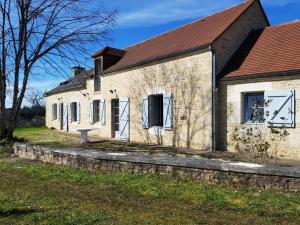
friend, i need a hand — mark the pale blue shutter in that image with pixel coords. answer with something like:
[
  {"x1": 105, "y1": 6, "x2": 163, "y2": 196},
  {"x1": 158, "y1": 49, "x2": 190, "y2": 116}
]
[
  {"x1": 89, "y1": 101, "x2": 93, "y2": 125},
  {"x1": 265, "y1": 90, "x2": 295, "y2": 128},
  {"x1": 51, "y1": 104, "x2": 55, "y2": 121},
  {"x1": 119, "y1": 97, "x2": 130, "y2": 141},
  {"x1": 77, "y1": 102, "x2": 81, "y2": 124},
  {"x1": 57, "y1": 104, "x2": 60, "y2": 120},
  {"x1": 99, "y1": 99, "x2": 106, "y2": 126},
  {"x1": 142, "y1": 96, "x2": 149, "y2": 129},
  {"x1": 163, "y1": 93, "x2": 173, "y2": 130},
  {"x1": 68, "y1": 103, "x2": 72, "y2": 123},
  {"x1": 63, "y1": 103, "x2": 68, "y2": 131}
]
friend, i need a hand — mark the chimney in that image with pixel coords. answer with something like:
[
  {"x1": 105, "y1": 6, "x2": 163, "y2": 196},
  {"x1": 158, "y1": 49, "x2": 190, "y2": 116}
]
[{"x1": 72, "y1": 66, "x2": 85, "y2": 76}]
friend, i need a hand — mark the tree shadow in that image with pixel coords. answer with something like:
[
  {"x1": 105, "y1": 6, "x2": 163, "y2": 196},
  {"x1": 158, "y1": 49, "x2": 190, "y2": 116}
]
[{"x1": 0, "y1": 208, "x2": 42, "y2": 217}]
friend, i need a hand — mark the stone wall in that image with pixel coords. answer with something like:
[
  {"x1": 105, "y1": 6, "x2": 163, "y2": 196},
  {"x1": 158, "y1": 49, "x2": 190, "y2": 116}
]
[
  {"x1": 217, "y1": 75, "x2": 300, "y2": 160},
  {"x1": 213, "y1": 0, "x2": 268, "y2": 75},
  {"x1": 46, "y1": 48, "x2": 213, "y2": 150},
  {"x1": 14, "y1": 143, "x2": 300, "y2": 192}
]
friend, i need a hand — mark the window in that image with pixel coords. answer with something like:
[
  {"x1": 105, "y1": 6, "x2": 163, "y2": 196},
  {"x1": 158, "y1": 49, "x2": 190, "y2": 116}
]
[
  {"x1": 94, "y1": 58, "x2": 102, "y2": 92},
  {"x1": 142, "y1": 93, "x2": 172, "y2": 130},
  {"x1": 70, "y1": 102, "x2": 77, "y2": 122},
  {"x1": 243, "y1": 93, "x2": 264, "y2": 123},
  {"x1": 93, "y1": 100, "x2": 100, "y2": 123},
  {"x1": 149, "y1": 95, "x2": 163, "y2": 127},
  {"x1": 52, "y1": 103, "x2": 58, "y2": 120}
]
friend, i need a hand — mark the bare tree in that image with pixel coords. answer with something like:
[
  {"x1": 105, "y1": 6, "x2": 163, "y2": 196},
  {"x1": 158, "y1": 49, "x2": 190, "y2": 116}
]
[
  {"x1": 0, "y1": 0, "x2": 117, "y2": 139},
  {"x1": 25, "y1": 88, "x2": 44, "y2": 107}
]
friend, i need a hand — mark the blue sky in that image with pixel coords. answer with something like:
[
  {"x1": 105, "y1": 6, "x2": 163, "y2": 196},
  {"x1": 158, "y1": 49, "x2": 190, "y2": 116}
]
[
  {"x1": 16, "y1": 0, "x2": 300, "y2": 106},
  {"x1": 104, "y1": 0, "x2": 300, "y2": 49}
]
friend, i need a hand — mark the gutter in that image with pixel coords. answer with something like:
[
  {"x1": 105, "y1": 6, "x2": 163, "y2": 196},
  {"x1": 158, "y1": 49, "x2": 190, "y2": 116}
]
[
  {"x1": 210, "y1": 45, "x2": 217, "y2": 151},
  {"x1": 44, "y1": 85, "x2": 85, "y2": 97},
  {"x1": 221, "y1": 69, "x2": 300, "y2": 82},
  {"x1": 102, "y1": 44, "x2": 211, "y2": 76}
]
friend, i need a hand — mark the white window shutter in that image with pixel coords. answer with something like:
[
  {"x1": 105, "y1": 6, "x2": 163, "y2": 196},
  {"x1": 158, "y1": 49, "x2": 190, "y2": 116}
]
[
  {"x1": 57, "y1": 104, "x2": 60, "y2": 120},
  {"x1": 51, "y1": 104, "x2": 55, "y2": 121},
  {"x1": 99, "y1": 99, "x2": 106, "y2": 126},
  {"x1": 77, "y1": 102, "x2": 81, "y2": 124},
  {"x1": 63, "y1": 103, "x2": 68, "y2": 131},
  {"x1": 89, "y1": 101, "x2": 93, "y2": 125},
  {"x1": 68, "y1": 103, "x2": 72, "y2": 123},
  {"x1": 265, "y1": 90, "x2": 295, "y2": 128},
  {"x1": 163, "y1": 93, "x2": 173, "y2": 130},
  {"x1": 142, "y1": 96, "x2": 149, "y2": 129},
  {"x1": 119, "y1": 97, "x2": 130, "y2": 141}
]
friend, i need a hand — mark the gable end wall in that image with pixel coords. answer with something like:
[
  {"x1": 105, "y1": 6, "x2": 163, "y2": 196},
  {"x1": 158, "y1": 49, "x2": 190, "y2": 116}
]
[{"x1": 213, "y1": 1, "x2": 269, "y2": 76}]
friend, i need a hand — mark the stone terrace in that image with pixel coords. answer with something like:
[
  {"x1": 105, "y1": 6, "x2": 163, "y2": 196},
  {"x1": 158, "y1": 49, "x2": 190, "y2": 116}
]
[{"x1": 14, "y1": 143, "x2": 300, "y2": 192}]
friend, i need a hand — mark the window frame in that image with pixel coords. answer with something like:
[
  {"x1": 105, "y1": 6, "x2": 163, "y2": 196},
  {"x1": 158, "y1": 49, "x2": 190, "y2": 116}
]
[
  {"x1": 93, "y1": 100, "x2": 100, "y2": 124},
  {"x1": 94, "y1": 57, "x2": 102, "y2": 92},
  {"x1": 52, "y1": 103, "x2": 58, "y2": 120},
  {"x1": 242, "y1": 92, "x2": 265, "y2": 124},
  {"x1": 70, "y1": 102, "x2": 78, "y2": 122},
  {"x1": 149, "y1": 94, "x2": 164, "y2": 128}
]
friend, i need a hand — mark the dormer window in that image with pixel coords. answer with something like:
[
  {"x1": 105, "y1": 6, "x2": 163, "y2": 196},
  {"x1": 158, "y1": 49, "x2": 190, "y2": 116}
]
[{"x1": 94, "y1": 57, "x2": 102, "y2": 92}]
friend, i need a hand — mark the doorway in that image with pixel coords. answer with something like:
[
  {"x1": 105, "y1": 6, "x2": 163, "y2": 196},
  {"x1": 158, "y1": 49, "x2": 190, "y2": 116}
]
[{"x1": 111, "y1": 98, "x2": 119, "y2": 138}]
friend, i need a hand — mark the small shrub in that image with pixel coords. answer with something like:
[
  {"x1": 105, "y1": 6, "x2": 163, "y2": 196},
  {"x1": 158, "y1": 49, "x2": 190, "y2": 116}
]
[{"x1": 231, "y1": 123, "x2": 289, "y2": 164}]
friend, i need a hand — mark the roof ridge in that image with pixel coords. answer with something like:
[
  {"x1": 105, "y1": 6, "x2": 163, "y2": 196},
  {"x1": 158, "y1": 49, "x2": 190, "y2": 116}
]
[
  {"x1": 266, "y1": 19, "x2": 300, "y2": 29},
  {"x1": 124, "y1": 0, "x2": 254, "y2": 50},
  {"x1": 211, "y1": 0, "x2": 258, "y2": 43}
]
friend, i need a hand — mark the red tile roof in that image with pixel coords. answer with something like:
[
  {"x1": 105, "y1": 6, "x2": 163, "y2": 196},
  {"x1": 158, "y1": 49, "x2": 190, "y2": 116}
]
[
  {"x1": 103, "y1": 0, "x2": 258, "y2": 74},
  {"x1": 223, "y1": 20, "x2": 300, "y2": 79}
]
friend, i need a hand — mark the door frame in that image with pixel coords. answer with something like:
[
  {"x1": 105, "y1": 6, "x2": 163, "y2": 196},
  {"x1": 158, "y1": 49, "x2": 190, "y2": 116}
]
[{"x1": 111, "y1": 98, "x2": 119, "y2": 138}]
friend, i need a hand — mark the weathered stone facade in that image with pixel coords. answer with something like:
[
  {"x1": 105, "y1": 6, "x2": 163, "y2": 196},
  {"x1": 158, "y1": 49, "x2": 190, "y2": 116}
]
[
  {"x1": 46, "y1": 49, "x2": 214, "y2": 149},
  {"x1": 46, "y1": 1, "x2": 270, "y2": 151},
  {"x1": 217, "y1": 75, "x2": 300, "y2": 159},
  {"x1": 213, "y1": 0, "x2": 268, "y2": 75},
  {"x1": 14, "y1": 143, "x2": 300, "y2": 192}
]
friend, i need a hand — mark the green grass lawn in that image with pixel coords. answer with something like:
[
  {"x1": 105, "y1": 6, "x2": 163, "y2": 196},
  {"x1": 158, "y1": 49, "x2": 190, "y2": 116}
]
[
  {"x1": 13, "y1": 127, "x2": 193, "y2": 154},
  {"x1": 14, "y1": 127, "x2": 79, "y2": 147},
  {"x1": 0, "y1": 139, "x2": 299, "y2": 225}
]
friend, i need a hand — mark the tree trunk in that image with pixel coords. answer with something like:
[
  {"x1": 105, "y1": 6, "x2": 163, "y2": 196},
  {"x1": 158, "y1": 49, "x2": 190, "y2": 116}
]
[
  {"x1": 0, "y1": 82, "x2": 6, "y2": 138},
  {"x1": 0, "y1": 0, "x2": 7, "y2": 139}
]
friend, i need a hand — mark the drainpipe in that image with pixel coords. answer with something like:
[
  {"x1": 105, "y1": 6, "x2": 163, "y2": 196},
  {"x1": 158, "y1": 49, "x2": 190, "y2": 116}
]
[{"x1": 209, "y1": 45, "x2": 216, "y2": 151}]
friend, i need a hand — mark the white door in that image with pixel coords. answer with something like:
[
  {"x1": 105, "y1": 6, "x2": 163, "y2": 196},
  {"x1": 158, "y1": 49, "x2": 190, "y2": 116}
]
[{"x1": 118, "y1": 97, "x2": 130, "y2": 141}]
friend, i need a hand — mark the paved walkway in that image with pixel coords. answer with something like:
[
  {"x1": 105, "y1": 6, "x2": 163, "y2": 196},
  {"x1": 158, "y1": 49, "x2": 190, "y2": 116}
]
[{"x1": 23, "y1": 144, "x2": 300, "y2": 178}]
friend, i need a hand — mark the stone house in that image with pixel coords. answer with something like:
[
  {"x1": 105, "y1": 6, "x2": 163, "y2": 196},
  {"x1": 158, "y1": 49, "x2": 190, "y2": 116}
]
[{"x1": 45, "y1": 0, "x2": 300, "y2": 159}]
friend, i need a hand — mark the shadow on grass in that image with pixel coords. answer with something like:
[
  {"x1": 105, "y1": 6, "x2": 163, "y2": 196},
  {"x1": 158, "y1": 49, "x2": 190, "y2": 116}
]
[
  {"x1": 0, "y1": 137, "x2": 27, "y2": 146},
  {"x1": 0, "y1": 208, "x2": 42, "y2": 217},
  {"x1": 86, "y1": 140, "x2": 183, "y2": 152},
  {"x1": 12, "y1": 136, "x2": 27, "y2": 143}
]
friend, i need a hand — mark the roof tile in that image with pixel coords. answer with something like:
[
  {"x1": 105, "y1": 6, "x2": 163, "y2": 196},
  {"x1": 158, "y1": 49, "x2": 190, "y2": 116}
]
[
  {"x1": 103, "y1": 0, "x2": 256, "y2": 74},
  {"x1": 223, "y1": 20, "x2": 300, "y2": 79}
]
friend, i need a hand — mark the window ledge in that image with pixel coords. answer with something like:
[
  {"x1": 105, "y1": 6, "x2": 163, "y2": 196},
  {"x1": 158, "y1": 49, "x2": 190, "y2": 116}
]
[
  {"x1": 242, "y1": 122, "x2": 265, "y2": 126},
  {"x1": 149, "y1": 126, "x2": 164, "y2": 129}
]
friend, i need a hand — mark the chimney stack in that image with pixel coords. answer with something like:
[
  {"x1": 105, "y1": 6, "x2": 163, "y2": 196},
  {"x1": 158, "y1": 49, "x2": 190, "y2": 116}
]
[{"x1": 72, "y1": 66, "x2": 85, "y2": 76}]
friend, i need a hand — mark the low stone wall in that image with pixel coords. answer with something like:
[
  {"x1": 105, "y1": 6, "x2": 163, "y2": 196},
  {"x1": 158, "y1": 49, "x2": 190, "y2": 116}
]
[{"x1": 14, "y1": 143, "x2": 300, "y2": 192}]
